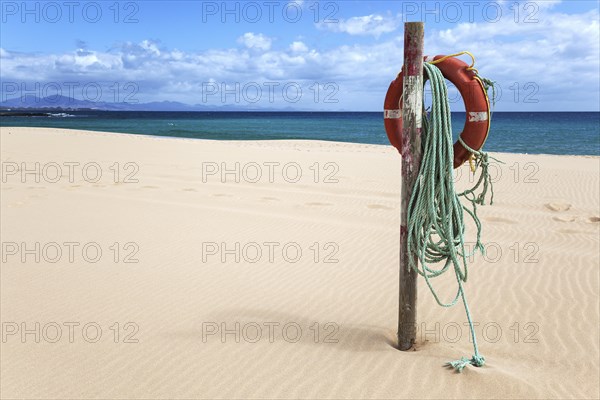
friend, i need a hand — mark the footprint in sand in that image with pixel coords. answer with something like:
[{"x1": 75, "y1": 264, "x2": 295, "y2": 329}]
[
  {"x1": 587, "y1": 216, "x2": 600, "y2": 223},
  {"x1": 557, "y1": 228, "x2": 591, "y2": 234},
  {"x1": 545, "y1": 202, "x2": 572, "y2": 212},
  {"x1": 553, "y1": 215, "x2": 578, "y2": 223},
  {"x1": 367, "y1": 204, "x2": 393, "y2": 210}
]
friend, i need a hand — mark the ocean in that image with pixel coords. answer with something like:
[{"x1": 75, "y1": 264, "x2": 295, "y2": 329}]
[{"x1": 1, "y1": 111, "x2": 599, "y2": 156}]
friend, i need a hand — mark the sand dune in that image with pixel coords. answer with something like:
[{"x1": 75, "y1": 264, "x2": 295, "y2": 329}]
[{"x1": 1, "y1": 127, "x2": 599, "y2": 399}]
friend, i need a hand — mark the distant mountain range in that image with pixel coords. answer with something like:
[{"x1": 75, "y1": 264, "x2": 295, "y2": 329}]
[{"x1": 0, "y1": 95, "x2": 303, "y2": 112}]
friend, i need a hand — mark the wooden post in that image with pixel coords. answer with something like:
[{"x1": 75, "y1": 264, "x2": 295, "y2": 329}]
[{"x1": 398, "y1": 21, "x2": 424, "y2": 351}]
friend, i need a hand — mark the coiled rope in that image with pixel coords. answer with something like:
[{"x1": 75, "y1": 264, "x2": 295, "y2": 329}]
[{"x1": 406, "y1": 60, "x2": 499, "y2": 372}]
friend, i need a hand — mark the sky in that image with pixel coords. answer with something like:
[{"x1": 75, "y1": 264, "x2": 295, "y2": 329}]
[{"x1": 0, "y1": 0, "x2": 599, "y2": 111}]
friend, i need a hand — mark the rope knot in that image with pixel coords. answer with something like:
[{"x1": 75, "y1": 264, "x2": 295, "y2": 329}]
[
  {"x1": 472, "y1": 355, "x2": 486, "y2": 367},
  {"x1": 446, "y1": 355, "x2": 486, "y2": 373}
]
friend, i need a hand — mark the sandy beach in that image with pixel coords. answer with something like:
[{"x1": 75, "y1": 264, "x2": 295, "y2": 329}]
[{"x1": 1, "y1": 126, "x2": 599, "y2": 399}]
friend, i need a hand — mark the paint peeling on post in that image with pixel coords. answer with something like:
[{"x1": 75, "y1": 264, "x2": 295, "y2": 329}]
[{"x1": 398, "y1": 21, "x2": 424, "y2": 351}]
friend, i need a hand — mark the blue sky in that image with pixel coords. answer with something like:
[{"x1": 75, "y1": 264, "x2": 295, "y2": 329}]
[{"x1": 1, "y1": 0, "x2": 599, "y2": 111}]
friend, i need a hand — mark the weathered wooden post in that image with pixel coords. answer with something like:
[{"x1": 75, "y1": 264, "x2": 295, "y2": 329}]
[{"x1": 398, "y1": 21, "x2": 424, "y2": 351}]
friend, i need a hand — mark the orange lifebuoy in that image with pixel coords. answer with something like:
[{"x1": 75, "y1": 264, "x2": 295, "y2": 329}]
[{"x1": 384, "y1": 55, "x2": 490, "y2": 168}]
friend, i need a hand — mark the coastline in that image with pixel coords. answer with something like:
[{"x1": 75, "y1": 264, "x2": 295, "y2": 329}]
[
  {"x1": 2, "y1": 125, "x2": 600, "y2": 159},
  {"x1": 1, "y1": 110, "x2": 599, "y2": 157}
]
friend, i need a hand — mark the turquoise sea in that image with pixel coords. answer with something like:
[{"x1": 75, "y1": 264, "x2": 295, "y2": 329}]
[{"x1": 1, "y1": 111, "x2": 598, "y2": 156}]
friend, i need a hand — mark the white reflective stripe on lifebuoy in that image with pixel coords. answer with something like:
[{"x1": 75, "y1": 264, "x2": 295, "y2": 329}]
[
  {"x1": 424, "y1": 55, "x2": 435, "y2": 62},
  {"x1": 384, "y1": 109, "x2": 402, "y2": 119},
  {"x1": 468, "y1": 111, "x2": 488, "y2": 122}
]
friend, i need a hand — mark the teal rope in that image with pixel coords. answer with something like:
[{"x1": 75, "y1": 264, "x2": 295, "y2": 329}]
[{"x1": 406, "y1": 62, "x2": 498, "y2": 372}]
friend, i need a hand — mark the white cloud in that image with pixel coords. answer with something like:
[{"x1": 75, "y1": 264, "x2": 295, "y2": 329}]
[
  {"x1": 425, "y1": 7, "x2": 599, "y2": 111},
  {"x1": 318, "y1": 14, "x2": 400, "y2": 37},
  {"x1": 290, "y1": 41, "x2": 308, "y2": 52},
  {"x1": 237, "y1": 32, "x2": 272, "y2": 51},
  {"x1": 140, "y1": 40, "x2": 161, "y2": 56}
]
